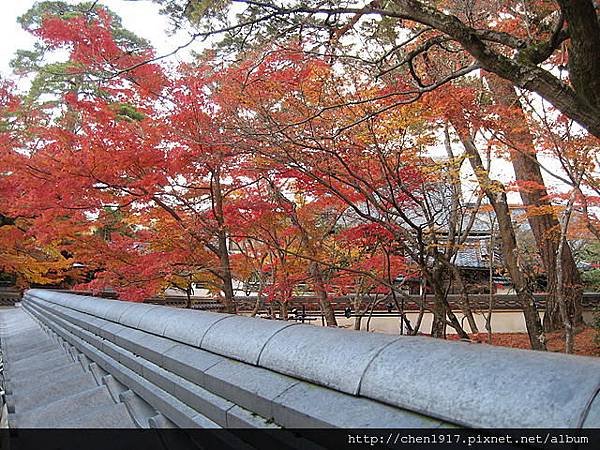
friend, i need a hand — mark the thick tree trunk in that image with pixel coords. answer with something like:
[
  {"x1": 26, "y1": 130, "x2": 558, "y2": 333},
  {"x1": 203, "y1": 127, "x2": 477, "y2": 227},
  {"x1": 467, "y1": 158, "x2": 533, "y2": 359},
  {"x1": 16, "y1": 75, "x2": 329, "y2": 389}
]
[
  {"x1": 279, "y1": 301, "x2": 289, "y2": 320},
  {"x1": 429, "y1": 264, "x2": 470, "y2": 339},
  {"x1": 385, "y1": 0, "x2": 600, "y2": 138},
  {"x1": 212, "y1": 172, "x2": 236, "y2": 314},
  {"x1": 430, "y1": 286, "x2": 447, "y2": 338},
  {"x1": 557, "y1": 0, "x2": 600, "y2": 110},
  {"x1": 309, "y1": 261, "x2": 337, "y2": 326},
  {"x1": 217, "y1": 231, "x2": 237, "y2": 314},
  {"x1": 492, "y1": 198, "x2": 546, "y2": 350},
  {"x1": 487, "y1": 76, "x2": 583, "y2": 331},
  {"x1": 455, "y1": 126, "x2": 546, "y2": 350}
]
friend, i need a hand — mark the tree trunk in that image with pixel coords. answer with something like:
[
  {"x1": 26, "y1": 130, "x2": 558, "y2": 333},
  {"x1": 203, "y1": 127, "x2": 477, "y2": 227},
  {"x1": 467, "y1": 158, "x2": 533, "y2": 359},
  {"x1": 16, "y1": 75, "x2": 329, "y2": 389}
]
[
  {"x1": 250, "y1": 294, "x2": 263, "y2": 317},
  {"x1": 353, "y1": 315, "x2": 362, "y2": 330},
  {"x1": 429, "y1": 264, "x2": 470, "y2": 339},
  {"x1": 185, "y1": 284, "x2": 192, "y2": 309},
  {"x1": 212, "y1": 172, "x2": 236, "y2": 314},
  {"x1": 557, "y1": 189, "x2": 578, "y2": 353},
  {"x1": 429, "y1": 266, "x2": 447, "y2": 338},
  {"x1": 309, "y1": 261, "x2": 337, "y2": 326},
  {"x1": 442, "y1": 124, "x2": 478, "y2": 334},
  {"x1": 485, "y1": 223, "x2": 495, "y2": 345},
  {"x1": 268, "y1": 181, "x2": 337, "y2": 326},
  {"x1": 410, "y1": 279, "x2": 427, "y2": 335},
  {"x1": 445, "y1": 304, "x2": 470, "y2": 340},
  {"x1": 556, "y1": 0, "x2": 600, "y2": 110},
  {"x1": 448, "y1": 262, "x2": 479, "y2": 333},
  {"x1": 455, "y1": 126, "x2": 546, "y2": 350},
  {"x1": 487, "y1": 75, "x2": 583, "y2": 331},
  {"x1": 217, "y1": 231, "x2": 237, "y2": 314},
  {"x1": 279, "y1": 301, "x2": 289, "y2": 320}
]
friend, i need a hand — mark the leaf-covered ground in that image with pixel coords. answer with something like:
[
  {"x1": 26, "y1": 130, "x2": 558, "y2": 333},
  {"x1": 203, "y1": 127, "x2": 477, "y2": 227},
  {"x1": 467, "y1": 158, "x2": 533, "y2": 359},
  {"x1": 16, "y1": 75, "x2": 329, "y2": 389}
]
[{"x1": 449, "y1": 328, "x2": 600, "y2": 357}]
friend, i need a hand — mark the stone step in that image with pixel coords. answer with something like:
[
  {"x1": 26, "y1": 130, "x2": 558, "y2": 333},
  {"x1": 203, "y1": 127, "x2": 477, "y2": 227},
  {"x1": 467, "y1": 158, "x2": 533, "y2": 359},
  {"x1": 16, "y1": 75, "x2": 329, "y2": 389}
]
[
  {"x1": 14, "y1": 372, "x2": 98, "y2": 413},
  {"x1": 61, "y1": 402, "x2": 138, "y2": 428},
  {"x1": 9, "y1": 342, "x2": 58, "y2": 362},
  {"x1": 1, "y1": 325, "x2": 43, "y2": 335},
  {"x1": 5, "y1": 346, "x2": 69, "y2": 374},
  {"x1": 2, "y1": 333, "x2": 51, "y2": 350},
  {"x1": 8, "y1": 362, "x2": 84, "y2": 392},
  {"x1": 0, "y1": 315, "x2": 38, "y2": 327},
  {"x1": 16, "y1": 385, "x2": 115, "y2": 428},
  {"x1": 8, "y1": 350, "x2": 72, "y2": 378}
]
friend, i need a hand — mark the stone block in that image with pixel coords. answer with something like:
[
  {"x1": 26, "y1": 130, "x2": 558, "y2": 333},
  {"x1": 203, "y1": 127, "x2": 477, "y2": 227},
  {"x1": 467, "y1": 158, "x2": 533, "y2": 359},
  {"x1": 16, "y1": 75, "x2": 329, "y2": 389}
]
[
  {"x1": 17, "y1": 385, "x2": 114, "y2": 428},
  {"x1": 171, "y1": 376, "x2": 234, "y2": 426},
  {"x1": 201, "y1": 316, "x2": 296, "y2": 364},
  {"x1": 70, "y1": 297, "x2": 124, "y2": 320},
  {"x1": 88, "y1": 362, "x2": 110, "y2": 385},
  {"x1": 113, "y1": 327, "x2": 179, "y2": 365},
  {"x1": 11, "y1": 347, "x2": 67, "y2": 370},
  {"x1": 226, "y1": 405, "x2": 279, "y2": 428},
  {"x1": 121, "y1": 390, "x2": 160, "y2": 428},
  {"x1": 359, "y1": 336, "x2": 600, "y2": 428},
  {"x1": 272, "y1": 381, "x2": 444, "y2": 428},
  {"x1": 63, "y1": 402, "x2": 137, "y2": 428},
  {"x1": 148, "y1": 413, "x2": 176, "y2": 429},
  {"x1": 132, "y1": 375, "x2": 217, "y2": 429},
  {"x1": 16, "y1": 373, "x2": 97, "y2": 413},
  {"x1": 140, "y1": 359, "x2": 178, "y2": 394},
  {"x1": 102, "y1": 300, "x2": 142, "y2": 322},
  {"x1": 258, "y1": 325, "x2": 399, "y2": 394},
  {"x1": 77, "y1": 353, "x2": 92, "y2": 372},
  {"x1": 10, "y1": 351, "x2": 72, "y2": 380},
  {"x1": 160, "y1": 310, "x2": 230, "y2": 348},
  {"x1": 97, "y1": 321, "x2": 127, "y2": 341},
  {"x1": 204, "y1": 359, "x2": 298, "y2": 419},
  {"x1": 134, "y1": 307, "x2": 189, "y2": 336},
  {"x1": 31, "y1": 290, "x2": 114, "y2": 319},
  {"x1": 102, "y1": 374, "x2": 129, "y2": 403},
  {"x1": 8, "y1": 342, "x2": 56, "y2": 362},
  {"x1": 9, "y1": 362, "x2": 83, "y2": 393},
  {"x1": 161, "y1": 344, "x2": 226, "y2": 385},
  {"x1": 117, "y1": 304, "x2": 163, "y2": 328},
  {"x1": 188, "y1": 413, "x2": 221, "y2": 429}
]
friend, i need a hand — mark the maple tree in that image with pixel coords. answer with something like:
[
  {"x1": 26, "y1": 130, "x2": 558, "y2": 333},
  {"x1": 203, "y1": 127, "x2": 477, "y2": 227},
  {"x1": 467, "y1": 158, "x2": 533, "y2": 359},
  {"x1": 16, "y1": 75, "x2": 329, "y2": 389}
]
[
  {"x1": 227, "y1": 176, "x2": 342, "y2": 324},
  {"x1": 522, "y1": 102, "x2": 600, "y2": 351},
  {"x1": 211, "y1": 49, "x2": 491, "y2": 338},
  {"x1": 151, "y1": 0, "x2": 600, "y2": 138},
  {"x1": 0, "y1": 2, "x2": 167, "y2": 295},
  {"x1": 2, "y1": 2, "x2": 599, "y2": 353},
  {"x1": 145, "y1": 0, "x2": 600, "y2": 342},
  {"x1": 0, "y1": 78, "x2": 84, "y2": 288},
  {"x1": 331, "y1": 222, "x2": 413, "y2": 332}
]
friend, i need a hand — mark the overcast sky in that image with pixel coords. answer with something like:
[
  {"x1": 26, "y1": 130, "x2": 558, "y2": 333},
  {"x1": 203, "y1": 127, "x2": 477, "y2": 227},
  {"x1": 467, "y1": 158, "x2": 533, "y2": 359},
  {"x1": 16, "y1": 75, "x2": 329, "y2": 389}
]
[{"x1": 0, "y1": 0, "x2": 198, "y2": 78}]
